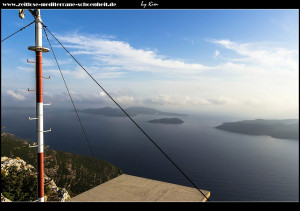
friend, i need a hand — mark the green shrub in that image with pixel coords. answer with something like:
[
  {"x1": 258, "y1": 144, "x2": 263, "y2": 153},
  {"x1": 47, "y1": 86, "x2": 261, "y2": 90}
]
[{"x1": 1, "y1": 166, "x2": 37, "y2": 201}]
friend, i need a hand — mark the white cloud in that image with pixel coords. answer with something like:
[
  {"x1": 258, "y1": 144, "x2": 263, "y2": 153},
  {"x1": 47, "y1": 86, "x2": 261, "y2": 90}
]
[
  {"x1": 53, "y1": 33, "x2": 298, "y2": 83},
  {"x1": 17, "y1": 66, "x2": 34, "y2": 72},
  {"x1": 43, "y1": 67, "x2": 88, "y2": 79},
  {"x1": 145, "y1": 94, "x2": 237, "y2": 107},
  {"x1": 214, "y1": 50, "x2": 220, "y2": 58},
  {"x1": 114, "y1": 95, "x2": 136, "y2": 105},
  {"x1": 210, "y1": 39, "x2": 298, "y2": 72},
  {"x1": 55, "y1": 33, "x2": 211, "y2": 76},
  {"x1": 6, "y1": 90, "x2": 26, "y2": 101},
  {"x1": 37, "y1": 32, "x2": 297, "y2": 117},
  {"x1": 99, "y1": 91, "x2": 106, "y2": 97},
  {"x1": 207, "y1": 96, "x2": 237, "y2": 105}
]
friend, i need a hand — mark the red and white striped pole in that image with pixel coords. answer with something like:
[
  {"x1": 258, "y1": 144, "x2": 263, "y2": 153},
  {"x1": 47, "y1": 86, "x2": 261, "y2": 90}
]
[
  {"x1": 35, "y1": 10, "x2": 44, "y2": 202},
  {"x1": 28, "y1": 9, "x2": 50, "y2": 202}
]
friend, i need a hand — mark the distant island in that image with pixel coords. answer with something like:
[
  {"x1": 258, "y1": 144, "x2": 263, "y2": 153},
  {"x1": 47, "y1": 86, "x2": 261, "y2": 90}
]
[
  {"x1": 78, "y1": 106, "x2": 187, "y2": 117},
  {"x1": 215, "y1": 119, "x2": 299, "y2": 140},
  {"x1": 148, "y1": 118, "x2": 184, "y2": 124}
]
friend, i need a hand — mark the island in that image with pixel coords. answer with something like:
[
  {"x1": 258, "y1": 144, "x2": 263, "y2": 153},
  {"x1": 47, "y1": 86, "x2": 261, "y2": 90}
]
[
  {"x1": 147, "y1": 118, "x2": 184, "y2": 124},
  {"x1": 79, "y1": 106, "x2": 187, "y2": 117},
  {"x1": 215, "y1": 119, "x2": 299, "y2": 140}
]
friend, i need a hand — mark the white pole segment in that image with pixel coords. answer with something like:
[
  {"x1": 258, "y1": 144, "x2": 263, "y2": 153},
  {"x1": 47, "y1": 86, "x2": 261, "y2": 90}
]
[
  {"x1": 35, "y1": 10, "x2": 42, "y2": 47},
  {"x1": 37, "y1": 102, "x2": 44, "y2": 154}
]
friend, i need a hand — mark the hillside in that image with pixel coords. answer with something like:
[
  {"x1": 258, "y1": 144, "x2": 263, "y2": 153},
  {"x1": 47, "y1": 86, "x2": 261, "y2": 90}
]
[
  {"x1": 1, "y1": 131, "x2": 123, "y2": 197},
  {"x1": 215, "y1": 119, "x2": 299, "y2": 140}
]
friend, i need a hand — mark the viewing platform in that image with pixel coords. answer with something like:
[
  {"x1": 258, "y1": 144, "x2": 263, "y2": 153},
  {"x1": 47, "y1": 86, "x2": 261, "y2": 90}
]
[{"x1": 69, "y1": 174, "x2": 210, "y2": 202}]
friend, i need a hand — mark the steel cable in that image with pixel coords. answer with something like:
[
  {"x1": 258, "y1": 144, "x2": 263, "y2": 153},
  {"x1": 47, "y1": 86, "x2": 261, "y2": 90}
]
[
  {"x1": 42, "y1": 24, "x2": 210, "y2": 202},
  {"x1": 1, "y1": 20, "x2": 35, "y2": 42},
  {"x1": 43, "y1": 26, "x2": 96, "y2": 161}
]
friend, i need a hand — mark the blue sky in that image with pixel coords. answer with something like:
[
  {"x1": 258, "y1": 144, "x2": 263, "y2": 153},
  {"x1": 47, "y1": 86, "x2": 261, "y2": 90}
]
[{"x1": 1, "y1": 9, "x2": 299, "y2": 118}]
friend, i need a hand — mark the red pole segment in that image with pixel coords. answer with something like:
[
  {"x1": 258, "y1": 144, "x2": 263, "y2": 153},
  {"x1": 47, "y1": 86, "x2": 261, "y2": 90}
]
[
  {"x1": 36, "y1": 51, "x2": 43, "y2": 103},
  {"x1": 37, "y1": 152, "x2": 44, "y2": 199}
]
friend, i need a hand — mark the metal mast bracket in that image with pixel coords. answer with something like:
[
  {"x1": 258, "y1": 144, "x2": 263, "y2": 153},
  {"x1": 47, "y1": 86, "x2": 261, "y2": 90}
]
[
  {"x1": 29, "y1": 117, "x2": 38, "y2": 120},
  {"x1": 42, "y1": 128, "x2": 52, "y2": 133},
  {"x1": 29, "y1": 142, "x2": 38, "y2": 148},
  {"x1": 27, "y1": 59, "x2": 36, "y2": 63},
  {"x1": 28, "y1": 46, "x2": 50, "y2": 52}
]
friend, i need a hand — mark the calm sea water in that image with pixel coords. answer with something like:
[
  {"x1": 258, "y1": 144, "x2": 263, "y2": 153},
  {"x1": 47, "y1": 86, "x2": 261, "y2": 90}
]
[{"x1": 1, "y1": 108, "x2": 299, "y2": 201}]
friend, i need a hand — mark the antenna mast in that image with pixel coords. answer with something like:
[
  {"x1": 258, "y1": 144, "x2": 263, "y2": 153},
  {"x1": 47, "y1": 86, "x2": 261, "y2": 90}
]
[{"x1": 23, "y1": 9, "x2": 50, "y2": 202}]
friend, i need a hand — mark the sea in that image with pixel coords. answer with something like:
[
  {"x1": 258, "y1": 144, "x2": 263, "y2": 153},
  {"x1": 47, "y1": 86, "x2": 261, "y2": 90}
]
[{"x1": 1, "y1": 107, "x2": 299, "y2": 201}]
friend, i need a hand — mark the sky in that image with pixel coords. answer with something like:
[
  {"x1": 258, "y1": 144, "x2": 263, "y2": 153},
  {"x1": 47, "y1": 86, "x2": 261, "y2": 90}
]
[{"x1": 1, "y1": 9, "x2": 299, "y2": 119}]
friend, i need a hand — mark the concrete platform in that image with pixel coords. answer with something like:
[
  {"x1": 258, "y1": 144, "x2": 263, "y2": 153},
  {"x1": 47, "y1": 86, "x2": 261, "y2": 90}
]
[{"x1": 69, "y1": 174, "x2": 210, "y2": 202}]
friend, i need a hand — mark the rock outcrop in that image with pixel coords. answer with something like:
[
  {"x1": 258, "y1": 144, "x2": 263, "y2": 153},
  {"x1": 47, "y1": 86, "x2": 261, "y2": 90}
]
[
  {"x1": 1, "y1": 156, "x2": 71, "y2": 202},
  {"x1": 1, "y1": 193, "x2": 11, "y2": 202}
]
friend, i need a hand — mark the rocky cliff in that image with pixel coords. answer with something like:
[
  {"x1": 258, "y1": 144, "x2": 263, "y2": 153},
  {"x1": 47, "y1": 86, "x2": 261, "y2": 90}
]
[{"x1": 1, "y1": 156, "x2": 70, "y2": 202}]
